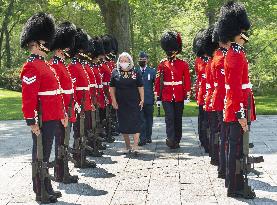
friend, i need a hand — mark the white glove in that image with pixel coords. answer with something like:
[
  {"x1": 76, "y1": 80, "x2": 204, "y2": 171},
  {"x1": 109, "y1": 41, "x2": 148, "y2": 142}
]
[
  {"x1": 75, "y1": 103, "x2": 81, "y2": 113},
  {"x1": 184, "y1": 99, "x2": 190, "y2": 105},
  {"x1": 156, "y1": 101, "x2": 162, "y2": 107}
]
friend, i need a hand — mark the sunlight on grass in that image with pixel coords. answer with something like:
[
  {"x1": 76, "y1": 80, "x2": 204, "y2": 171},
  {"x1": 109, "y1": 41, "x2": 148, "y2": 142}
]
[{"x1": 0, "y1": 88, "x2": 276, "y2": 120}]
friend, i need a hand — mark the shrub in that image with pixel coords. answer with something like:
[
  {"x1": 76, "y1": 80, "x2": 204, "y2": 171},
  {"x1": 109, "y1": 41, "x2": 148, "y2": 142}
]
[{"x1": 0, "y1": 68, "x2": 22, "y2": 92}]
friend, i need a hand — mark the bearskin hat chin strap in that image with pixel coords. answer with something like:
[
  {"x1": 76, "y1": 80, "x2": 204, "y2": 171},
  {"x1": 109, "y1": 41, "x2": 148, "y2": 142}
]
[
  {"x1": 240, "y1": 32, "x2": 249, "y2": 42},
  {"x1": 79, "y1": 52, "x2": 92, "y2": 61},
  {"x1": 38, "y1": 41, "x2": 50, "y2": 54}
]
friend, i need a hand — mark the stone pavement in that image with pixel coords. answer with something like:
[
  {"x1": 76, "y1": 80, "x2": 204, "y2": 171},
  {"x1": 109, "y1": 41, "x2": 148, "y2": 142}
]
[{"x1": 0, "y1": 116, "x2": 277, "y2": 205}]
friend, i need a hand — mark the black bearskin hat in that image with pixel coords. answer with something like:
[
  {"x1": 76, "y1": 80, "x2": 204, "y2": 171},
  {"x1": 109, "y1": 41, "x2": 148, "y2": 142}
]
[
  {"x1": 68, "y1": 28, "x2": 89, "y2": 56},
  {"x1": 217, "y1": 1, "x2": 251, "y2": 43},
  {"x1": 20, "y1": 12, "x2": 55, "y2": 48},
  {"x1": 201, "y1": 26, "x2": 219, "y2": 57},
  {"x1": 193, "y1": 29, "x2": 205, "y2": 57},
  {"x1": 160, "y1": 31, "x2": 182, "y2": 54},
  {"x1": 101, "y1": 34, "x2": 113, "y2": 54},
  {"x1": 50, "y1": 21, "x2": 77, "y2": 51},
  {"x1": 90, "y1": 36, "x2": 105, "y2": 58}
]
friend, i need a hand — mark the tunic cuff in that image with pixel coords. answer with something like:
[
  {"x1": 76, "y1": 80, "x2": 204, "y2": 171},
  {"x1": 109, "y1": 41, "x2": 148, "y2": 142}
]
[{"x1": 26, "y1": 118, "x2": 36, "y2": 126}]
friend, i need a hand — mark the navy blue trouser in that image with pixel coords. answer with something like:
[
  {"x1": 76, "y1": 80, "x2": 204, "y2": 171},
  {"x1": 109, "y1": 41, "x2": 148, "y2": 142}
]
[
  {"x1": 226, "y1": 122, "x2": 244, "y2": 192},
  {"x1": 162, "y1": 101, "x2": 184, "y2": 143},
  {"x1": 140, "y1": 104, "x2": 154, "y2": 143},
  {"x1": 218, "y1": 111, "x2": 228, "y2": 175},
  {"x1": 209, "y1": 111, "x2": 220, "y2": 163},
  {"x1": 32, "y1": 120, "x2": 59, "y2": 194},
  {"x1": 198, "y1": 105, "x2": 209, "y2": 150},
  {"x1": 73, "y1": 111, "x2": 91, "y2": 162}
]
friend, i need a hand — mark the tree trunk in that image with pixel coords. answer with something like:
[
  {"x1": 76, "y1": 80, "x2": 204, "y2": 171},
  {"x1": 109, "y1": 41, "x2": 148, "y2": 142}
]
[
  {"x1": 0, "y1": 0, "x2": 15, "y2": 69},
  {"x1": 95, "y1": 0, "x2": 131, "y2": 53},
  {"x1": 5, "y1": 27, "x2": 11, "y2": 69}
]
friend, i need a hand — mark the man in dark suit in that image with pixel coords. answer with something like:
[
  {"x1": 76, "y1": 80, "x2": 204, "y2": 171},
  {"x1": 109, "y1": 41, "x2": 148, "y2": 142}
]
[{"x1": 137, "y1": 52, "x2": 156, "y2": 146}]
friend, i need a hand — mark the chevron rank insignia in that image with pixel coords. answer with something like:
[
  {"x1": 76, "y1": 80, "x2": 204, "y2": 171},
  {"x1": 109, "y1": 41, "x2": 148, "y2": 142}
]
[{"x1": 22, "y1": 76, "x2": 36, "y2": 85}]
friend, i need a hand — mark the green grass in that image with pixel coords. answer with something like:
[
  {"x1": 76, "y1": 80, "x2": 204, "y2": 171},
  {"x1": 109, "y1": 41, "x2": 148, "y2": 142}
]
[
  {"x1": 0, "y1": 88, "x2": 22, "y2": 120},
  {"x1": 0, "y1": 88, "x2": 276, "y2": 120}
]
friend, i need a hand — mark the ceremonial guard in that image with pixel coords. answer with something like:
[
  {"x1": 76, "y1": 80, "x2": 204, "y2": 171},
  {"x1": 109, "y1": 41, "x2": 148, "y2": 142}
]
[
  {"x1": 49, "y1": 21, "x2": 78, "y2": 183},
  {"x1": 155, "y1": 31, "x2": 191, "y2": 149},
  {"x1": 137, "y1": 51, "x2": 156, "y2": 146},
  {"x1": 98, "y1": 35, "x2": 115, "y2": 143},
  {"x1": 67, "y1": 28, "x2": 96, "y2": 168},
  {"x1": 211, "y1": 25, "x2": 230, "y2": 179},
  {"x1": 217, "y1": 1, "x2": 256, "y2": 198},
  {"x1": 202, "y1": 26, "x2": 219, "y2": 165},
  {"x1": 20, "y1": 12, "x2": 64, "y2": 203},
  {"x1": 193, "y1": 29, "x2": 209, "y2": 152}
]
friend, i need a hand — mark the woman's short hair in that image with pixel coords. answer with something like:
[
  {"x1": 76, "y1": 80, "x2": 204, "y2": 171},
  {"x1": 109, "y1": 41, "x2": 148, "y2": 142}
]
[{"x1": 116, "y1": 52, "x2": 134, "y2": 70}]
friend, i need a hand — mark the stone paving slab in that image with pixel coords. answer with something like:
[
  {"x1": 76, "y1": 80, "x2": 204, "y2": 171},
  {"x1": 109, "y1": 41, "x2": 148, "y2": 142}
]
[{"x1": 0, "y1": 116, "x2": 277, "y2": 205}]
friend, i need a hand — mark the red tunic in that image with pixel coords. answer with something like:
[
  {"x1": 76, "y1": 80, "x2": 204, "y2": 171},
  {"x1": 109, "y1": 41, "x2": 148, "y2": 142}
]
[
  {"x1": 155, "y1": 58, "x2": 191, "y2": 102},
  {"x1": 197, "y1": 56, "x2": 210, "y2": 106},
  {"x1": 91, "y1": 63, "x2": 106, "y2": 108},
  {"x1": 224, "y1": 43, "x2": 256, "y2": 122},
  {"x1": 211, "y1": 48, "x2": 227, "y2": 111},
  {"x1": 99, "y1": 62, "x2": 112, "y2": 105},
  {"x1": 204, "y1": 58, "x2": 214, "y2": 112},
  {"x1": 194, "y1": 57, "x2": 203, "y2": 103},
  {"x1": 83, "y1": 61, "x2": 97, "y2": 105},
  {"x1": 49, "y1": 56, "x2": 76, "y2": 122},
  {"x1": 21, "y1": 54, "x2": 65, "y2": 125},
  {"x1": 68, "y1": 57, "x2": 92, "y2": 111}
]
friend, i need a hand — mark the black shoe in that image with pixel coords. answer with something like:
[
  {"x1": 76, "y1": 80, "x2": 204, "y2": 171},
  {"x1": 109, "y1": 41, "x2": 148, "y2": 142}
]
[
  {"x1": 170, "y1": 143, "x2": 180, "y2": 149},
  {"x1": 218, "y1": 172, "x2": 225, "y2": 179},
  {"x1": 36, "y1": 194, "x2": 57, "y2": 203},
  {"x1": 166, "y1": 138, "x2": 174, "y2": 148},
  {"x1": 74, "y1": 159, "x2": 96, "y2": 168},
  {"x1": 210, "y1": 160, "x2": 219, "y2": 166},
  {"x1": 227, "y1": 190, "x2": 256, "y2": 199},
  {"x1": 49, "y1": 190, "x2": 62, "y2": 198},
  {"x1": 63, "y1": 174, "x2": 79, "y2": 184},
  {"x1": 138, "y1": 141, "x2": 147, "y2": 146},
  {"x1": 146, "y1": 139, "x2": 152, "y2": 143}
]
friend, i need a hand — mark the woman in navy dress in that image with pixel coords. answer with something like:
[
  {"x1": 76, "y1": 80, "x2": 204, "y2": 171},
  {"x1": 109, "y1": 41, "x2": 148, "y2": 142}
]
[{"x1": 110, "y1": 52, "x2": 144, "y2": 154}]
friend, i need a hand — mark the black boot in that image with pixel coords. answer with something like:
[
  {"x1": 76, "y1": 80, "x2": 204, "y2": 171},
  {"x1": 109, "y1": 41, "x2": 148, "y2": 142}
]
[{"x1": 45, "y1": 178, "x2": 62, "y2": 198}]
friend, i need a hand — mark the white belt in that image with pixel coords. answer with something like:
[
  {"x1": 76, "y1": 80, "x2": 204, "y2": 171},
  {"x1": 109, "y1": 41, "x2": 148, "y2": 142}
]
[
  {"x1": 164, "y1": 81, "x2": 182, "y2": 86},
  {"x1": 206, "y1": 83, "x2": 211, "y2": 89},
  {"x1": 76, "y1": 86, "x2": 89, "y2": 91},
  {"x1": 89, "y1": 84, "x2": 97, "y2": 88},
  {"x1": 242, "y1": 83, "x2": 253, "y2": 89},
  {"x1": 38, "y1": 89, "x2": 62, "y2": 96},
  {"x1": 62, "y1": 89, "x2": 74, "y2": 94},
  {"x1": 214, "y1": 82, "x2": 218, "y2": 87},
  {"x1": 97, "y1": 85, "x2": 103, "y2": 88},
  {"x1": 225, "y1": 83, "x2": 252, "y2": 90},
  {"x1": 102, "y1": 82, "x2": 109, "y2": 86}
]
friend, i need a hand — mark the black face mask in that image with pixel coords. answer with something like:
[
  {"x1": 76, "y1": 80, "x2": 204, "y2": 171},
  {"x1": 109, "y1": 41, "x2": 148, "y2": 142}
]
[
  {"x1": 138, "y1": 61, "x2": 146, "y2": 67},
  {"x1": 38, "y1": 42, "x2": 50, "y2": 54}
]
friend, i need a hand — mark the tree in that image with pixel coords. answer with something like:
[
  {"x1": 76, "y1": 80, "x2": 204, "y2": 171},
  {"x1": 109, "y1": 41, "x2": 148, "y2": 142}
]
[
  {"x1": 95, "y1": 0, "x2": 131, "y2": 53},
  {"x1": 0, "y1": 0, "x2": 15, "y2": 69}
]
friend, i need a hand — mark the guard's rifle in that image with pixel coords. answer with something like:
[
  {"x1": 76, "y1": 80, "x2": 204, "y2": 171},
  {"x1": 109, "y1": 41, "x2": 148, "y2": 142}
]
[
  {"x1": 236, "y1": 93, "x2": 264, "y2": 198},
  {"x1": 57, "y1": 94, "x2": 78, "y2": 183},
  {"x1": 31, "y1": 101, "x2": 53, "y2": 203},
  {"x1": 76, "y1": 90, "x2": 95, "y2": 167},
  {"x1": 157, "y1": 63, "x2": 164, "y2": 117},
  {"x1": 103, "y1": 86, "x2": 115, "y2": 143},
  {"x1": 87, "y1": 91, "x2": 104, "y2": 157}
]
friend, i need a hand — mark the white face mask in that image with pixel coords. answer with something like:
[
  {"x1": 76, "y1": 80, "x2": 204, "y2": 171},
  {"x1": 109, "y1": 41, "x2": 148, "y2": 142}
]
[{"x1": 120, "y1": 62, "x2": 130, "y2": 70}]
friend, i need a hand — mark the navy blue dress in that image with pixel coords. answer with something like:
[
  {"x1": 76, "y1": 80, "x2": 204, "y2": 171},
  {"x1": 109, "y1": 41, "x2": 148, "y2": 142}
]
[{"x1": 110, "y1": 68, "x2": 143, "y2": 134}]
